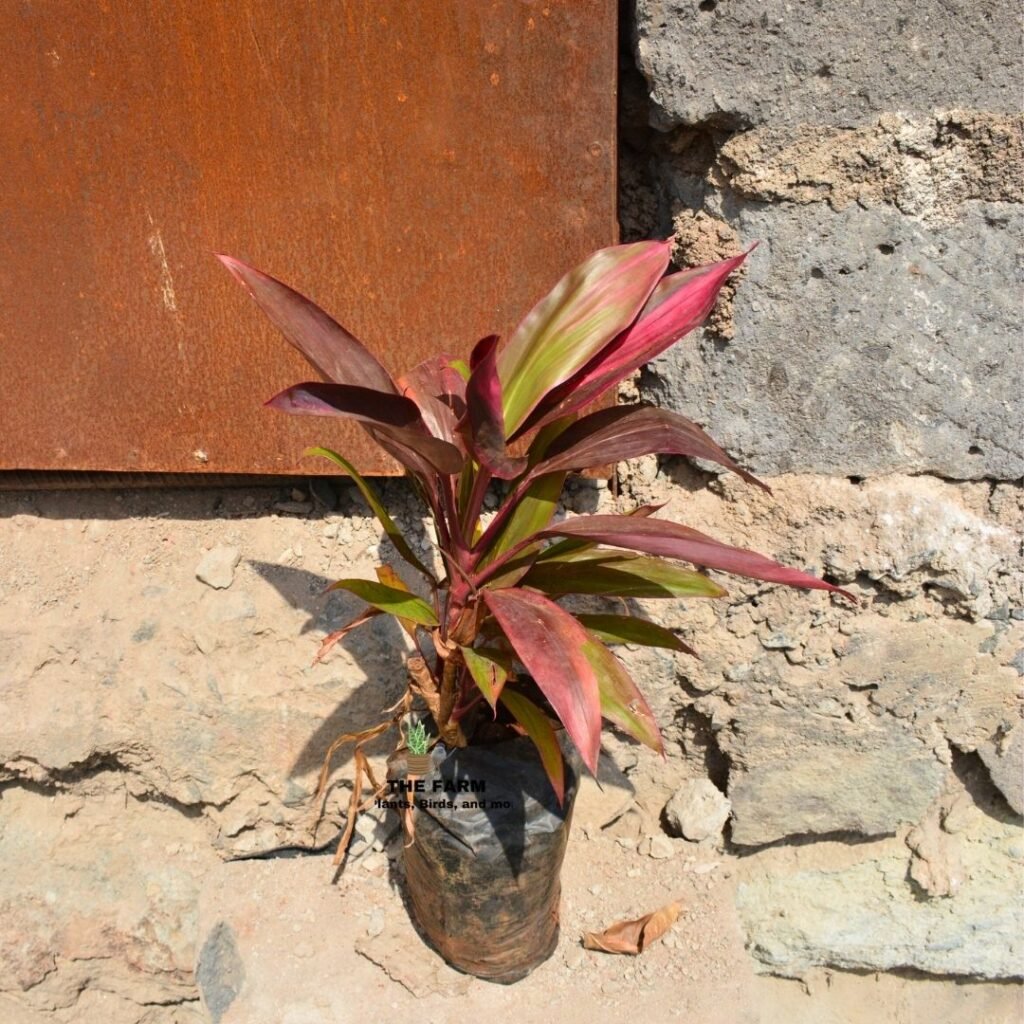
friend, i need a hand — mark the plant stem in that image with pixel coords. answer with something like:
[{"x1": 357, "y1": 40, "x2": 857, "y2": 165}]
[
  {"x1": 472, "y1": 533, "x2": 541, "y2": 587},
  {"x1": 461, "y1": 465, "x2": 492, "y2": 542}
]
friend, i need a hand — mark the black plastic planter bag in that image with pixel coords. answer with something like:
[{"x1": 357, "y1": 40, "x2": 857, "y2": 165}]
[{"x1": 400, "y1": 737, "x2": 580, "y2": 983}]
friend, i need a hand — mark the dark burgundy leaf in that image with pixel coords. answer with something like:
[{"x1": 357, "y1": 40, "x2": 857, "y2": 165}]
[
  {"x1": 539, "y1": 405, "x2": 769, "y2": 492},
  {"x1": 216, "y1": 254, "x2": 398, "y2": 394},
  {"x1": 265, "y1": 382, "x2": 422, "y2": 426},
  {"x1": 538, "y1": 516, "x2": 856, "y2": 599},
  {"x1": 463, "y1": 334, "x2": 527, "y2": 480},
  {"x1": 265, "y1": 382, "x2": 463, "y2": 476}
]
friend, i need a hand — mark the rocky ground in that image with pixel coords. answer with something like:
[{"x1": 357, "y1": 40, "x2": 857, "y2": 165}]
[{"x1": 0, "y1": 471, "x2": 1020, "y2": 1022}]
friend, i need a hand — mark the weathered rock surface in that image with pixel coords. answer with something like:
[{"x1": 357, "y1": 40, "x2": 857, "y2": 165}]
[
  {"x1": 635, "y1": 0, "x2": 1021, "y2": 130},
  {"x1": 978, "y1": 723, "x2": 1024, "y2": 815},
  {"x1": 646, "y1": 201, "x2": 1024, "y2": 480},
  {"x1": 664, "y1": 779, "x2": 730, "y2": 843},
  {"x1": 722, "y1": 707, "x2": 947, "y2": 847},
  {"x1": 0, "y1": 787, "x2": 214, "y2": 1021},
  {"x1": 737, "y1": 845, "x2": 1024, "y2": 979},
  {"x1": 735, "y1": 760, "x2": 1024, "y2": 980}
]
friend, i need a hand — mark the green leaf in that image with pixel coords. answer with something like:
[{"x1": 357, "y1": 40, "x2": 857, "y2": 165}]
[
  {"x1": 375, "y1": 565, "x2": 420, "y2": 640},
  {"x1": 460, "y1": 646, "x2": 512, "y2": 709},
  {"x1": 497, "y1": 240, "x2": 672, "y2": 434},
  {"x1": 520, "y1": 551, "x2": 728, "y2": 599},
  {"x1": 305, "y1": 446, "x2": 433, "y2": 580},
  {"x1": 499, "y1": 689, "x2": 566, "y2": 805},
  {"x1": 326, "y1": 579, "x2": 438, "y2": 627},
  {"x1": 482, "y1": 471, "x2": 567, "y2": 567},
  {"x1": 580, "y1": 633, "x2": 664, "y2": 754},
  {"x1": 574, "y1": 614, "x2": 695, "y2": 655}
]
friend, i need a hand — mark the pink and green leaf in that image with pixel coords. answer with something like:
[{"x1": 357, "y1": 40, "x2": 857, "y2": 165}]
[
  {"x1": 538, "y1": 516, "x2": 855, "y2": 599},
  {"x1": 497, "y1": 240, "x2": 673, "y2": 434},
  {"x1": 460, "y1": 645, "x2": 513, "y2": 709},
  {"x1": 478, "y1": 471, "x2": 567, "y2": 568},
  {"x1": 499, "y1": 689, "x2": 566, "y2": 805},
  {"x1": 517, "y1": 251, "x2": 750, "y2": 436},
  {"x1": 325, "y1": 578, "x2": 439, "y2": 626},
  {"x1": 483, "y1": 588, "x2": 601, "y2": 774},
  {"x1": 580, "y1": 632, "x2": 664, "y2": 754},
  {"x1": 574, "y1": 614, "x2": 697, "y2": 657},
  {"x1": 520, "y1": 551, "x2": 728, "y2": 599},
  {"x1": 216, "y1": 254, "x2": 398, "y2": 394}
]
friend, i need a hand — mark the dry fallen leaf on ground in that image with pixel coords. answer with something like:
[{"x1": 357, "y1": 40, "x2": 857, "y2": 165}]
[{"x1": 582, "y1": 900, "x2": 681, "y2": 955}]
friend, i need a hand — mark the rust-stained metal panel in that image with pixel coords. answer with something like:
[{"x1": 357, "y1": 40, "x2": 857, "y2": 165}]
[{"x1": 0, "y1": 1, "x2": 616, "y2": 475}]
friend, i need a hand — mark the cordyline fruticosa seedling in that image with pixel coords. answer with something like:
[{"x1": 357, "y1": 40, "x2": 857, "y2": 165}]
[{"x1": 217, "y1": 239, "x2": 853, "y2": 825}]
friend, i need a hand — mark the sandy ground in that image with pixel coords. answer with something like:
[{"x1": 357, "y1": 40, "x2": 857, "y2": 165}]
[
  {"x1": 1, "y1": 482, "x2": 1020, "y2": 1023},
  {"x1": 193, "y1": 821, "x2": 1023, "y2": 1024}
]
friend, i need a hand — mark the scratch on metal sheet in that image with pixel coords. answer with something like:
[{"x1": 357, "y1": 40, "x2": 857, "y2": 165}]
[{"x1": 146, "y1": 213, "x2": 178, "y2": 314}]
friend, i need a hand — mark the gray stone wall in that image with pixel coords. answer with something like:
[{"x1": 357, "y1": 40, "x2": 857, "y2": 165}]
[
  {"x1": 628, "y1": 0, "x2": 1023, "y2": 480},
  {"x1": 625, "y1": 0, "x2": 1023, "y2": 978}
]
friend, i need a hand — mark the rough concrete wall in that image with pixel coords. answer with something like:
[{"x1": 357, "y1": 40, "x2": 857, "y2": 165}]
[
  {"x1": 623, "y1": 0, "x2": 1023, "y2": 978},
  {"x1": 0, "y1": 3, "x2": 1021, "y2": 1019}
]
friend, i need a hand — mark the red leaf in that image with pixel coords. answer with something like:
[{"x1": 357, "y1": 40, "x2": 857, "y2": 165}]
[
  {"x1": 580, "y1": 632, "x2": 664, "y2": 754},
  {"x1": 499, "y1": 689, "x2": 566, "y2": 805},
  {"x1": 483, "y1": 589, "x2": 601, "y2": 773},
  {"x1": 518, "y1": 251, "x2": 750, "y2": 436},
  {"x1": 538, "y1": 516, "x2": 856, "y2": 599},
  {"x1": 538, "y1": 404, "x2": 769, "y2": 492},
  {"x1": 463, "y1": 335, "x2": 527, "y2": 479},
  {"x1": 265, "y1": 382, "x2": 422, "y2": 426},
  {"x1": 397, "y1": 355, "x2": 467, "y2": 450},
  {"x1": 216, "y1": 254, "x2": 398, "y2": 394}
]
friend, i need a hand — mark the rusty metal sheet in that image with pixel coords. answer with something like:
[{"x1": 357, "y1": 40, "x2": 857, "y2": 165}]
[{"x1": 0, "y1": 1, "x2": 616, "y2": 476}]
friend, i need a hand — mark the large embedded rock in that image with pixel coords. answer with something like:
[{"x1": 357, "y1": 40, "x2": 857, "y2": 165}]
[
  {"x1": 735, "y1": 760, "x2": 1024, "y2": 980},
  {"x1": 645, "y1": 201, "x2": 1024, "y2": 480},
  {"x1": 723, "y1": 707, "x2": 946, "y2": 847},
  {"x1": 634, "y1": 0, "x2": 1021, "y2": 130},
  {"x1": 737, "y1": 848, "x2": 1024, "y2": 980}
]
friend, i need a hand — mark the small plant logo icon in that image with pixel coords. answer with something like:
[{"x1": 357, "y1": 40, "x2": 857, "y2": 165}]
[{"x1": 405, "y1": 720, "x2": 432, "y2": 776}]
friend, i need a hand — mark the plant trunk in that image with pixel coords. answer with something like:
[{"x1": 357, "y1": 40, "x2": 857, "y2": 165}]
[{"x1": 400, "y1": 736, "x2": 579, "y2": 983}]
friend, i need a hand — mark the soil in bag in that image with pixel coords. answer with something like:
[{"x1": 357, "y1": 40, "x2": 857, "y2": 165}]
[{"x1": 400, "y1": 736, "x2": 580, "y2": 983}]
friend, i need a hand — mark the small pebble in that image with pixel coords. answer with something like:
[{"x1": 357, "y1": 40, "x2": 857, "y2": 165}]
[{"x1": 366, "y1": 908, "x2": 385, "y2": 937}]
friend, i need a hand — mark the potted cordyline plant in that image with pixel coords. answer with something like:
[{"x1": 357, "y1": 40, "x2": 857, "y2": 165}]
[{"x1": 217, "y1": 239, "x2": 851, "y2": 982}]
